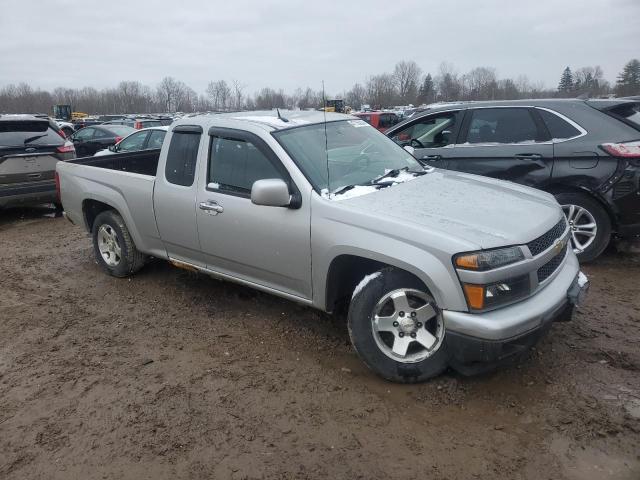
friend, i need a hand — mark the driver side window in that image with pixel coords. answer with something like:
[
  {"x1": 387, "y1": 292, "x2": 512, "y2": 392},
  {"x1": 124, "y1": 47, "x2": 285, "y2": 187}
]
[
  {"x1": 74, "y1": 128, "x2": 95, "y2": 140},
  {"x1": 119, "y1": 131, "x2": 148, "y2": 151},
  {"x1": 391, "y1": 113, "x2": 458, "y2": 148}
]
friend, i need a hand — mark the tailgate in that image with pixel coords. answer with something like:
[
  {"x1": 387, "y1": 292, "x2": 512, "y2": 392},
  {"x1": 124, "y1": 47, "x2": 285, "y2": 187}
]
[{"x1": 0, "y1": 152, "x2": 59, "y2": 185}]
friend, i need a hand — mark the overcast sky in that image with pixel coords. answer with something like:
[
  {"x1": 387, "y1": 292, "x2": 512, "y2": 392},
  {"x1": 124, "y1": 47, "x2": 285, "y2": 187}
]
[{"x1": 1, "y1": 0, "x2": 638, "y2": 95}]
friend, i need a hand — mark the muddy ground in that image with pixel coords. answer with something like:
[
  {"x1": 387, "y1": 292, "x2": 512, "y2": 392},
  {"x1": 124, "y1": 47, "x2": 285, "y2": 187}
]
[{"x1": 1, "y1": 205, "x2": 639, "y2": 480}]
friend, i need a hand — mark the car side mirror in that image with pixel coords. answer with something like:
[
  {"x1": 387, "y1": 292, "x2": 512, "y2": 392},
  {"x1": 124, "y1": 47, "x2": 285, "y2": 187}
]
[
  {"x1": 108, "y1": 145, "x2": 117, "y2": 152},
  {"x1": 403, "y1": 145, "x2": 416, "y2": 156},
  {"x1": 251, "y1": 179, "x2": 291, "y2": 207}
]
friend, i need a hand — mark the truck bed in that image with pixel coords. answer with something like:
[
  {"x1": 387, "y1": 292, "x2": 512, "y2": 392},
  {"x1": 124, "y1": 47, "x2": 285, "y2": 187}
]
[{"x1": 69, "y1": 149, "x2": 160, "y2": 177}]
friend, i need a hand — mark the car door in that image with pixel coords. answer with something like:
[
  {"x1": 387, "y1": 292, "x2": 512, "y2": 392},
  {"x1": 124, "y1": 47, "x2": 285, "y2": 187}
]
[
  {"x1": 387, "y1": 110, "x2": 462, "y2": 168},
  {"x1": 195, "y1": 128, "x2": 312, "y2": 300},
  {"x1": 153, "y1": 126, "x2": 206, "y2": 266},
  {"x1": 445, "y1": 107, "x2": 554, "y2": 188},
  {"x1": 70, "y1": 127, "x2": 96, "y2": 157}
]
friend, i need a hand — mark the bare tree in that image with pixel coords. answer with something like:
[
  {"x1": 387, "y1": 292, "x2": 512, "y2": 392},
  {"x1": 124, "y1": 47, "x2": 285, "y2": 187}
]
[
  {"x1": 436, "y1": 62, "x2": 462, "y2": 101},
  {"x1": 231, "y1": 79, "x2": 245, "y2": 110},
  {"x1": 393, "y1": 60, "x2": 421, "y2": 104},
  {"x1": 366, "y1": 74, "x2": 397, "y2": 108}
]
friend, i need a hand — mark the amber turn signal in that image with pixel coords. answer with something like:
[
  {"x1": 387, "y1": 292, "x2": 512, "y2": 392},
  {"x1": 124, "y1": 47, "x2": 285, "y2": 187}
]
[
  {"x1": 463, "y1": 284, "x2": 485, "y2": 310},
  {"x1": 456, "y1": 254, "x2": 479, "y2": 270}
]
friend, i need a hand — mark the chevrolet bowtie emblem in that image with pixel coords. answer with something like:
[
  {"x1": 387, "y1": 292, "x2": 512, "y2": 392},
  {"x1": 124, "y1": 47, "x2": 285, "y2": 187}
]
[{"x1": 554, "y1": 237, "x2": 567, "y2": 254}]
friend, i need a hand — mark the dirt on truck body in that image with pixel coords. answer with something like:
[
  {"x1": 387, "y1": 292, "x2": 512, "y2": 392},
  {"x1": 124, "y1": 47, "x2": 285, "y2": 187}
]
[{"x1": 0, "y1": 206, "x2": 639, "y2": 480}]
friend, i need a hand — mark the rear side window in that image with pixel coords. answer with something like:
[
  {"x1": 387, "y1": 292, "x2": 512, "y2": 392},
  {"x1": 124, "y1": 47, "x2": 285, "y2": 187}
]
[
  {"x1": 379, "y1": 114, "x2": 399, "y2": 129},
  {"x1": 208, "y1": 136, "x2": 283, "y2": 194},
  {"x1": 165, "y1": 131, "x2": 201, "y2": 186},
  {"x1": 0, "y1": 121, "x2": 63, "y2": 146},
  {"x1": 537, "y1": 109, "x2": 581, "y2": 140},
  {"x1": 465, "y1": 108, "x2": 540, "y2": 144}
]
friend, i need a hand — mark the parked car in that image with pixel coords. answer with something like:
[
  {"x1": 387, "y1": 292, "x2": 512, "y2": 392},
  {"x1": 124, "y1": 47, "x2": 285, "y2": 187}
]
[
  {"x1": 69, "y1": 125, "x2": 135, "y2": 157},
  {"x1": 385, "y1": 99, "x2": 640, "y2": 262},
  {"x1": 1, "y1": 114, "x2": 75, "y2": 208},
  {"x1": 57, "y1": 111, "x2": 588, "y2": 382},
  {"x1": 94, "y1": 126, "x2": 168, "y2": 156},
  {"x1": 102, "y1": 118, "x2": 164, "y2": 129},
  {"x1": 353, "y1": 112, "x2": 400, "y2": 132},
  {"x1": 72, "y1": 118, "x2": 103, "y2": 130},
  {"x1": 53, "y1": 119, "x2": 75, "y2": 137}
]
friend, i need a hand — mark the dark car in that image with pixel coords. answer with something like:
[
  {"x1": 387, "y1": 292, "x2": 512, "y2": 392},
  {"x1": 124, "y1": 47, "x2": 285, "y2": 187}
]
[
  {"x1": 385, "y1": 99, "x2": 640, "y2": 261},
  {"x1": 72, "y1": 118, "x2": 103, "y2": 130},
  {"x1": 0, "y1": 114, "x2": 76, "y2": 208},
  {"x1": 69, "y1": 125, "x2": 135, "y2": 157}
]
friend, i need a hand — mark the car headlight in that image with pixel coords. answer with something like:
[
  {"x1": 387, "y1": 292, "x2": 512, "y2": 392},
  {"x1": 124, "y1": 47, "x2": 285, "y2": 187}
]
[{"x1": 454, "y1": 246, "x2": 524, "y2": 271}]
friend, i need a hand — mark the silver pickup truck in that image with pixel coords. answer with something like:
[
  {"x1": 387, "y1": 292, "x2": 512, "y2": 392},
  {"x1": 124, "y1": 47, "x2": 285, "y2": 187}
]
[{"x1": 57, "y1": 111, "x2": 589, "y2": 382}]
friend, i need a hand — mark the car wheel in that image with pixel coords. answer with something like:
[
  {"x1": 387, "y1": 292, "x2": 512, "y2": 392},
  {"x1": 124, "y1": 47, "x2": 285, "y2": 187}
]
[
  {"x1": 92, "y1": 210, "x2": 146, "y2": 277},
  {"x1": 555, "y1": 192, "x2": 611, "y2": 263},
  {"x1": 348, "y1": 267, "x2": 449, "y2": 383}
]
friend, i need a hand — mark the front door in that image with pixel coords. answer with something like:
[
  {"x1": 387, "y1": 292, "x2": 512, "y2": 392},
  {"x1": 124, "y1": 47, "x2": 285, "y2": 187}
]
[
  {"x1": 445, "y1": 107, "x2": 554, "y2": 188},
  {"x1": 387, "y1": 110, "x2": 463, "y2": 168},
  {"x1": 195, "y1": 129, "x2": 312, "y2": 300}
]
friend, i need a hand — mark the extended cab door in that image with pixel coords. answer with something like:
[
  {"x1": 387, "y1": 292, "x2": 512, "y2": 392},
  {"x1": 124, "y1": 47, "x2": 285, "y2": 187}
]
[
  {"x1": 445, "y1": 107, "x2": 554, "y2": 188},
  {"x1": 153, "y1": 125, "x2": 206, "y2": 265},
  {"x1": 387, "y1": 110, "x2": 462, "y2": 168},
  {"x1": 194, "y1": 128, "x2": 312, "y2": 300}
]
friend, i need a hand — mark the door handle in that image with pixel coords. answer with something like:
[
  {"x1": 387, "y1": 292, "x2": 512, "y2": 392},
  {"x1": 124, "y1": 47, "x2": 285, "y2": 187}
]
[
  {"x1": 199, "y1": 201, "x2": 224, "y2": 215},
  {"x1": 422, "y1": 154, "x2": 442, "y2": 160},
  {"x1": 514, "y1": 153, "x2": 542, "y2": 160}
]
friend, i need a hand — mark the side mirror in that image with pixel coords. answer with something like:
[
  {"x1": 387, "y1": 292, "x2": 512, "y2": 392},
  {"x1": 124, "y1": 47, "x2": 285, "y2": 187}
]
[
  {"x1": 108, "y1": 144, "x2": 117, "y2": 152},
  {"x1": 403, "y1": 145, "x2": 415, "y2": 156},
  {"x1": 251, "y1": 179, "x2": 291, "y2": 207}
]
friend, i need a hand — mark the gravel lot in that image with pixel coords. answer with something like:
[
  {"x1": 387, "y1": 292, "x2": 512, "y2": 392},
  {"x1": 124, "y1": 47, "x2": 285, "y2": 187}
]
[{"x1": 1, "y1": 205, "x2": 639, "y2": 480}]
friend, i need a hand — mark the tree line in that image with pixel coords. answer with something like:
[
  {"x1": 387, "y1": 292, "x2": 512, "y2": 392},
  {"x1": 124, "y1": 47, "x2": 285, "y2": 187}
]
[{"x1": 1, "y1": 59, "x2": 639, "y2": 116}]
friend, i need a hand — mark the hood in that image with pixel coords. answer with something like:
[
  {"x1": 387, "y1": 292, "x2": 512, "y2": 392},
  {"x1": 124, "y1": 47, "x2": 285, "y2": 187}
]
[{"x1": 336, "y1": 169, "x2": 563, "y2": 250}]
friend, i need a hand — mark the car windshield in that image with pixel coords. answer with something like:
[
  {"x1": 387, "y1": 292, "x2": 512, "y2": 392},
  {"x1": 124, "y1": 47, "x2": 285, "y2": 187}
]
[{"x1": 273, "y1": 119, "x2": 424, "y2": 195}]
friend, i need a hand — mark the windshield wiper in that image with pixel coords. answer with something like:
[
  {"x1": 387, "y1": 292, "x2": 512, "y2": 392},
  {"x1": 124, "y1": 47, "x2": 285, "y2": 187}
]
[{"x1": 23, "y1": 134, "x2": 48, "y2": 144}]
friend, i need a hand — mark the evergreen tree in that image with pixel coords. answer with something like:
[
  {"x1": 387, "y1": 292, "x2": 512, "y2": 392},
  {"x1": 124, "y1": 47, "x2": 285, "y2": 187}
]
[
  {"x1": 417, "y1": 74, "x2": 435, "y2": 105},
  {"x1": 616, "y1": 59, "x2": 640, "y2": 96},
  {"x1": 557, "y1": 67, "x2": 574, "y2": 96}
]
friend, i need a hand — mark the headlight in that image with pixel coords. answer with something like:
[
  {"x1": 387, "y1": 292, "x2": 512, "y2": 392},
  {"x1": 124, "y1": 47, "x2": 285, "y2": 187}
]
[
  {"x1": 454, "y1": 246, "x2": 524, "y2": 271},
  {"x1": 462, "y1": 275, "x2": 530, "y2": 311}
]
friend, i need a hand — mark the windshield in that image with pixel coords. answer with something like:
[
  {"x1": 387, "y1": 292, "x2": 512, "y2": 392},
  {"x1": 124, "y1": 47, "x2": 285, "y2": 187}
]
[{"x1": 273, "y1": 119, "x2": 423, "y2": 193}]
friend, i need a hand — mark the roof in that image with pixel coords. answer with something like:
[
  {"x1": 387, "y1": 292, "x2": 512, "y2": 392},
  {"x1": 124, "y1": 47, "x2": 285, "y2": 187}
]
[
  {"x1": 0, "y1": 114, "x2": 49, "y2": 122},
  {"x1": 421, "y1": 98, "x2": 640, "y2": 114},
  {"x1": 178, "y1": 110, "x2": 356, "y2": 132}
]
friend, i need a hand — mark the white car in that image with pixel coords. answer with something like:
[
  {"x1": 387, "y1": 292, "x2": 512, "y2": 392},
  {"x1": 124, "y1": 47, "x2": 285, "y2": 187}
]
[{"x1": 94, "y1": 126, "x2": 168, "y2": 156}]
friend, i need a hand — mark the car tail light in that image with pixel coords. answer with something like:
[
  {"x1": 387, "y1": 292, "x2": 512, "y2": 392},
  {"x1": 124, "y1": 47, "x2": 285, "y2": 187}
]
[
  {"x1": 114, "y1": 136, "x2": 123, "y2": 144},
  {"x1": 134, "y1": 121, "x2": 142, "y2": 129},
  {"x1": 600, "y1": 141, "x2": 640, "y2": 158},
  {"x1": 55, "y1": 171, "x2": 61, "y2": 203},
  {"x1": 57, "y1": 142, "x2": 75, "y2": 154}
]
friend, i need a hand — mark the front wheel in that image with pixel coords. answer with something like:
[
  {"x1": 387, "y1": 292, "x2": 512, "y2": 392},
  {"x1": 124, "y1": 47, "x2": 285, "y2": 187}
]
[
  {"x1": 555, "y1": 192, "x2": 611, "y2": 262},
  {"x1": 92, "y1": 210, "x2": 147, "y2": 277},
  {"x1": 348, "y1": 267, "x2": 448, "y2": 383}
]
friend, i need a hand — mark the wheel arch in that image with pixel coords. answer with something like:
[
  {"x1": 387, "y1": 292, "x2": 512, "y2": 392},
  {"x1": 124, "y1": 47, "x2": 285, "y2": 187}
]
[{"x1": 544, "y1": 183, "x2": 618, "y2": 230}]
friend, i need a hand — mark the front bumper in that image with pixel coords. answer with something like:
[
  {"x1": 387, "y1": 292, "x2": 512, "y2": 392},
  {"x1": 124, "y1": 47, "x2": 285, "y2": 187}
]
[{"x1": 442, "y1": 253, "x2": 588, "y2": 374}]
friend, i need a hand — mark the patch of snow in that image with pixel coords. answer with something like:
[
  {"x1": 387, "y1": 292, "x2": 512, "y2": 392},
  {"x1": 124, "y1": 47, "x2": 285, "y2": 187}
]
[
  {"x1": 352, "y1": 272, "x2": 381, "y2": 298},
  {"x1": 332, "y1": 185, "x2": 380, "y2": 201},
  {"x1": 233, "y1": 115, "x2": 310, "y2": 129}
]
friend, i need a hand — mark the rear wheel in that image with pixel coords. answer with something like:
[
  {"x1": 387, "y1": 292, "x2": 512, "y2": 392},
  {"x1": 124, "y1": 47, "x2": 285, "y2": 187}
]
[
  {"x1": 555, "y1": 192, "x2": 611, "y2": 262},
  {"x1": 92, "y1": 210, "x2": 146, "y2": 277},
  {"x1": 348, "y1": 267, "x2": 448, "y2": 383}
]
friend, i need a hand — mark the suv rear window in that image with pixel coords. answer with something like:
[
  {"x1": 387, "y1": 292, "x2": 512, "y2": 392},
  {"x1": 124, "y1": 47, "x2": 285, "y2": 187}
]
[
  {"x1": 537, "y1": 109, "x2": 582, "y2": 140},
  {"x1": 0, "y1": 121, "x2": 63, "y2": 146}
]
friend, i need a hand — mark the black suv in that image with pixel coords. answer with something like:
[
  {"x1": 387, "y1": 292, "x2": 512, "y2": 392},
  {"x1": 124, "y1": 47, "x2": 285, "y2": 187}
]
[
  {"x1": 385, "y1": 99, "x2": 640, "y2": 261},
  {"x1": 1, "y1": 115, "x2": 76, "y2": 209}
]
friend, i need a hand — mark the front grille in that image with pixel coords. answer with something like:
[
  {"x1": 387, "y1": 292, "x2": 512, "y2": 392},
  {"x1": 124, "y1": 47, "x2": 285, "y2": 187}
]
[
  {"x1": 537, "y1": 245, "x2": 567, "y2": 283},
  {"x1": 527, "y1": 217, "x2": 567, "y2": 257}
]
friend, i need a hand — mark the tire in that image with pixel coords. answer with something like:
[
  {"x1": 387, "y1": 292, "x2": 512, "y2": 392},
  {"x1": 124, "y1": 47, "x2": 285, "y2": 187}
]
[
  {"x1": 348, "y1": 267, "x2": 449, "y2": 383},
  {"x1": 554, "y1": 192, "x2": 612, "y2": 263},
  {"x1": 92, "y1": 210, "x2": 146, "y2": 277}
]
